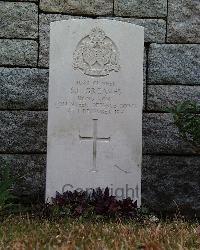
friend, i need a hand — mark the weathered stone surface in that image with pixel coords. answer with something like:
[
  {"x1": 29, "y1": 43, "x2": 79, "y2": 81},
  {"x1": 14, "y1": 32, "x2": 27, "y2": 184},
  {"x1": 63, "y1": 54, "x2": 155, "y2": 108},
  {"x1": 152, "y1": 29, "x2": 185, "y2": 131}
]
[
  {"x1": 39, "y1": 15, "x2": 155, "y2": 70},
  {"x1": 99, "y1": 17, "x2": 166, "y2": 43},
  {"x1": 40, "y1": 0, "x2": 113, "y2": 15},
  {"x1": 143, "y1": 155, "x2": 200, "y2": 215},
  {"x1": 95, "y1": 17, "x2": 147, "y2": 107},
  {"x1": 143, "y1": 48, "x2": 147, "y2": 108},
  {"x1": 0, "y1": 111, "x2": 196, "y2": 155},
  {"x1": 148, "y1": 44, "x2": 200, "y2": 85},
  {"x1": 147, "y1": 85, "x2": 200, "y2": 111},
  {"x1": 0, "y1": 111, "x2": 47, "y2": 153},
  {"x1": 0, "y1": 154, "x2": 45, "y2": 199},
  {"x1": 1, "y1": 153, "x2": 200, "y2": 214},
  {"x1": 167, "y1": 0, "x2": 200, "y2": 43},
  {"x1": 0, "y1": 68, "x2": 48, "y2": 110},
  {"x1": 39, "y1": 14, "x2": 150, "y2": 77},
  {"x1": 0, "y1": 2, "x2": 38, "y2": 39},
  {"x1": 0, "y1": 40, "x2": 38, "y2": 67},
  {"x1": 46, "y1": 19, "x2": 144, "y2": 202},
  {"x1": 0, "y1": 112, "x2": 195, "y2": 155},
  {"x1": 114, "y1": 0, "x2": 167, "y2": 17},
  {"x1": 23, "y1": 0, "x2": 38, "y2": 1},
  {"x1": 127, "y1": 19, "x2": 166, "y2": 43},
  {"x1": 39, "y1": 14, "x2": 76, "y2": 67},
  {"x1": 143, "y1": 113, "x2": 197, "y2": 155}
]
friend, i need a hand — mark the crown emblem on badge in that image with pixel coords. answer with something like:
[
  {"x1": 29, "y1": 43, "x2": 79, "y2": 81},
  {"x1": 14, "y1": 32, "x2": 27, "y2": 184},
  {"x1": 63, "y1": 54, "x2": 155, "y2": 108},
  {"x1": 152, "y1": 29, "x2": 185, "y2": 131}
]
[{"x1": 73, "y1": 27, "x2": 120, "y2": 77}]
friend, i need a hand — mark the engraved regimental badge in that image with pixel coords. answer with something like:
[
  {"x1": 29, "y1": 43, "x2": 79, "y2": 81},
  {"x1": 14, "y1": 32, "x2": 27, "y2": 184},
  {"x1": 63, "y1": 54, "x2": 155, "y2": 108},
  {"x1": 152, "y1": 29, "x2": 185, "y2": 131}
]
[{"x1": 73, "y1": 27, "x2": 120, "y2": 77}]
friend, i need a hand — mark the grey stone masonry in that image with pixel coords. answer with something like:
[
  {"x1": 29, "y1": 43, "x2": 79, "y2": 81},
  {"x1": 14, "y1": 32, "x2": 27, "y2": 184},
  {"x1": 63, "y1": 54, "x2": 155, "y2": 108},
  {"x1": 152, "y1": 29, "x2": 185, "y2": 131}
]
[
  {"x1": 143, "y1": 113, "x2": 197, "y2": 155},
  {"x1": 6, "y1": 0, "x2": 38, "y2": 1},
  {"x1": 0, "y1": 154, "x2": 45, "y2": 198},
  {"x1": 114, "y1": 0, "x2": 167, "y2": 18},
  {"x1": 143, "y1": 155, "x2": 200, "y2": 215},
  {"x1": 99, "y1": 17, "x2": 166, "y2": 43},
  {"x1": 0, "y1": 68, "x2": 48, "y2": 110},
  {"x1": 143, "y1": 48, "x2": 147, "y2": 107},
  {"x1": 167, "y1": 0, "x2": 200, "y2": 43},
  {"x1": 148, "y1": 44, "x2": 200, "y2": 85},
  {"x1": 126, "y1": 19, "x2": 166, "y2": 43},
  {"x1": 0, "y1": 2, "x2": 38, "y2": 39},
  {"x1": 0, "y1": 40, "x2": 38, "y2": 67},
  {"x1": 39, "y1": 14, "x2": 75, "y2": 67},
  {"x1": 0, "y1": 111, "x2": 47, "y2": 153},
  {"x1": 147, "y1": 85, "x2": 200, "y2": 111},
  {"x1": 40, "y1": 0, "x2": 113, "y2": 15},
  {"x1": 0, "y1": 0, "x2": 200, "y2": 212},
  {"x1": 39, "y1": 15, "x2": 164, "y2": 67},
  {"x1": 0, "y1": 111, "x2": 196, "y2": 155},
  {"x1": 1, "y1": 153, "x2": 200, "y2": 214}
]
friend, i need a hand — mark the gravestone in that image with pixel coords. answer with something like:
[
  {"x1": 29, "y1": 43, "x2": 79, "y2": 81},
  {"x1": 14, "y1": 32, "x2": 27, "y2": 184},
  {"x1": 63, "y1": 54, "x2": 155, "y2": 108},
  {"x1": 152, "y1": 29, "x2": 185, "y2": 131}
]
[{"x1": 46, "y1": 19, "x2": 144, "y2": 205}]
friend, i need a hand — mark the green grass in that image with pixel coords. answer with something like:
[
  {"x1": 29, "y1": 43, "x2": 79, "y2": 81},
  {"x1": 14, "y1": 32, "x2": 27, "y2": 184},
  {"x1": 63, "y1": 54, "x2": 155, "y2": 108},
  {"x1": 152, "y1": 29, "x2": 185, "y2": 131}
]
[{"x1": 0, "y1": 216, "x2": 199, "y2": 249}]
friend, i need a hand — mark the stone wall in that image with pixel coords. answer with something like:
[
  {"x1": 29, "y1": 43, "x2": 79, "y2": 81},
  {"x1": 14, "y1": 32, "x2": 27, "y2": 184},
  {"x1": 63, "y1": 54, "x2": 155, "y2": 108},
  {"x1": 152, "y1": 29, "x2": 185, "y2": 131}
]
[{"x1": 0, "y1": 0, "x2": 199, "y2": 214}]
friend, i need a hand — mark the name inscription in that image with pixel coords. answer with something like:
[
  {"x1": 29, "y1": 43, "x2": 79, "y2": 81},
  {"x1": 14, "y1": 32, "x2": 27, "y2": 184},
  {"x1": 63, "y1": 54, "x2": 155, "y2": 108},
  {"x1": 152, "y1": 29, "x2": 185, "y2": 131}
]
[{"x1": 55, "y1": 79, "x2": 136, "y2": 115}]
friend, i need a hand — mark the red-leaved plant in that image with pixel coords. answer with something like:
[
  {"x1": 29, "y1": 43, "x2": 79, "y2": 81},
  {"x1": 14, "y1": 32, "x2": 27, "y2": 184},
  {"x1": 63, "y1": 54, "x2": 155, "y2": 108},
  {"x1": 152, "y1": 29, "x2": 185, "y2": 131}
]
[{"x1": 49, "y1": 187, "x2": 138, "y2": 219}]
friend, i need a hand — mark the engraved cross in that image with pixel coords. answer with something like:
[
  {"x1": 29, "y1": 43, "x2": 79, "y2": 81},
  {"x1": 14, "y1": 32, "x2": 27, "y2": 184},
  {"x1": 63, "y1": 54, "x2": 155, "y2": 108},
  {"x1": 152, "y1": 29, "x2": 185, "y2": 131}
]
[{"x1": 79, "y1": 119, "x2": 110, "y2": 172}]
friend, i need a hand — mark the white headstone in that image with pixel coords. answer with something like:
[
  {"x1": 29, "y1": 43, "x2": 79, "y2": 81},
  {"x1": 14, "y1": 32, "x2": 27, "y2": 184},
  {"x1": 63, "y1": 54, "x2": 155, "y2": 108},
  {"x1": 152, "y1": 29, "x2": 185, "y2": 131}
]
[{"x1": 46, "y1": 19, "x2": 144, "y2": 205}]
